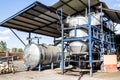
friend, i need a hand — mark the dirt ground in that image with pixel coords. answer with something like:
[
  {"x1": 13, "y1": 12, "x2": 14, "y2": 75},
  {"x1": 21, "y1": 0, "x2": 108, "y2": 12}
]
[{"x1": 0, "y1": 60, "x2": 120, "y2": 80}]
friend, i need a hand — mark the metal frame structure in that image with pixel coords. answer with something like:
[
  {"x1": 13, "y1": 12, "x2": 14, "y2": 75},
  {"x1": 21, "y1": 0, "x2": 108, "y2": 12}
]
[
  {"x1": 57, "y1": 0, "x2": 116, "y2": 76},
  {"x1": 0, "y1": 0, "x2": 119, "y2": 76}
]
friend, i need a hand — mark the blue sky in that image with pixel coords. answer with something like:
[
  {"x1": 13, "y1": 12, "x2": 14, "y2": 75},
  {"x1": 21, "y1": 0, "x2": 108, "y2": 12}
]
[
  {"x1": 0, "y1": 0, "x2": 120, "y2": 49},
  {"x1": 0, "y1": 0, "x2": 59, "y2": 49}
]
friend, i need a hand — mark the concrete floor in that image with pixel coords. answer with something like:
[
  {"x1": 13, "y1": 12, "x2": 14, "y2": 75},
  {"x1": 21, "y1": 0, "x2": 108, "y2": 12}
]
[{"x1": 0, "y1": 60, "x2": 120, "y2": 80}]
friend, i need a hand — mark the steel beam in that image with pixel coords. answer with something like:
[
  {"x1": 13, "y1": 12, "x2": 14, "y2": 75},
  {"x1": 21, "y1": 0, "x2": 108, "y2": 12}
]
[
  {"x1": 61, "y1": 25, "x2": 65, "y2": 74},
  {"x1": 88, "y1": 0, "x2": 93, "y2": 76},
  {"x1": 100, "y1": 3, "x2": 104, "y2": 72},
  {"x1": 10, "y1": 28, "x2": 26, "y2": 46},
  {"x1": 60, "y1": 0, "x2": 78, "y2": 12}
]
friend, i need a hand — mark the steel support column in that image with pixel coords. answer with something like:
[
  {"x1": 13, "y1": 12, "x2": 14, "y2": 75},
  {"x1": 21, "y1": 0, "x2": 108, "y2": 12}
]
[
  {"x1": 57, "y1": 8, "x2": 65, "y2": 75},
  {"x1": 100, "y1": 3, "x2": 104, "y2": 72},
  {"x1": 88, "y1": 0, "x2": 93, "y2": 76},
  {"x1": 61, "y1": 23, "x2": 64, "y2": 75},
  {"x1": 60, "y1": 8, "x2": 65, "y2": 75}
]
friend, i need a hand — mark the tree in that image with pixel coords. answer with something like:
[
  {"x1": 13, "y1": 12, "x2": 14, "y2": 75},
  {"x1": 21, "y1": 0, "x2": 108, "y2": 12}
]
[
  {"x1": 17, "y1": 48, "x2": 23, "y2": 52},
  {"x1": 0, "y1": 41, "x2": 7, "y2": 52},
  {"x1": 12, "y1": 48, "x2": 17, "y2": 52}
]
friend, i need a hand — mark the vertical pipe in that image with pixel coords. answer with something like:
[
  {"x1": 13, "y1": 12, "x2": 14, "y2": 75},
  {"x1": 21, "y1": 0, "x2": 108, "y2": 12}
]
[
  {"x1": 61, "y1": 23, "x2": 64, "y2": 75},
  {"x1": 88, "y1": 0, "x2": 92, "y2": 76},
  {"x1": 100, "y1": 3, "x2": 103, "y2": 57},
  {"x1": 28, "y1": 33, "x2": 31, "y2": 44},
  {"x1": 93, "y1": 28, "x2": 95, "y2": 37},
  {"x1": 59, "y1": 8, "x2": 64, "y2": 75},
  {"x1": 97, "y1": 29, "x2": 98, "y2": 39},
  {"x1": 112, "y1": 33, "x2": 115, "y2": 53},
  {"x1": 100, "y1": 3, "x2": 104, "y2": 72},
  {"x1": 109, "y1": 32, "x2": 111, "y2": 54}
]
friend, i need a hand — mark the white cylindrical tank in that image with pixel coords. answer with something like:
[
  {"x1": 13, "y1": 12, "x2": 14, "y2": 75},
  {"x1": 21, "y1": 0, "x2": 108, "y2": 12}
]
[
  {"x1": 23, "y1": 43, "x2": 61, "y2": 69},
  {"x1": 69, "y1": 29, "x2": 88, "y2": 53},
  {"x1": 69, "y1": 29, "x2": 88, "y2": 38},
  {"x1": 91, "y1": 12, "x2": 104, "y2": 25},
  {"x1": 69, "y1": 41, "x2": 88, "y2": 53},
  {"x1": 66, "y1": 16, "x2": 88, "y2": 26},
  {"x1": 66, "y1": 16, "x2": 88, "y2": 54}
]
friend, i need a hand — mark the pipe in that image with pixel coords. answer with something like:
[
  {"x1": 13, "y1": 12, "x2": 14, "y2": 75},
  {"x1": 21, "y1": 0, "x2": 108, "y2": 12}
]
[{"x1": 28, "y1": 33, "x2": 31, "y2": 44}]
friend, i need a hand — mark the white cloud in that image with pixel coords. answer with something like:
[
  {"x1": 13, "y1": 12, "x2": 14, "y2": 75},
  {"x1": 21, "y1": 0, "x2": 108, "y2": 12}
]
[
  {"x1": 0, "y1": 29, "x2": 11, "y2": 35},
  {"x1": 0, "y1": 29, "x2": 11, "y2": 41},
  {"x1": 0, "y1": 36, "x2": 10, "y2": 41}
]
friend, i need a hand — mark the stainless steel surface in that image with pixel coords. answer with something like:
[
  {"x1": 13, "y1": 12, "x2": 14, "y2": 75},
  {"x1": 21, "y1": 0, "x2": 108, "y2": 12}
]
[
  {"x1": 66, "y1": 16, "x2": 87, "y2": 26},
  {"x1": 69, "y1": 29, "x2": 88, "y2": 38},
  {"x1": 67, "y1": 16, "x2": 88, "y2": 54},
  {"x1": 69, "y1": 41, "x2": 88, "y2": 53},
  {"x1": 69, "y1": 30, "x2": 88, "y2": 53},
  {"x1": 23, "y1": 43, "x2": 61, "y2": 69}
]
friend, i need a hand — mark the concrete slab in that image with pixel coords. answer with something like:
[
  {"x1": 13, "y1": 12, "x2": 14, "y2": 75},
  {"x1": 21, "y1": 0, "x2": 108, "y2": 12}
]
[{"x1": 0, "y1": 60, "x2": 119, "y2": 80}]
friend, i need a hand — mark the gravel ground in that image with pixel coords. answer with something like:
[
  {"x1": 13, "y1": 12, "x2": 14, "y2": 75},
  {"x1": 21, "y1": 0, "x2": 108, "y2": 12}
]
[{"x1": 0, "y1": 60, "x2": 120, "y2": 80}]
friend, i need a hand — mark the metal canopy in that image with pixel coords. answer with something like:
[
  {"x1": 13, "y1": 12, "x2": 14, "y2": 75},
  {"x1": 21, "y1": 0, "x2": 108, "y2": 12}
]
[
  {"x1": 0, "y1": 0, "x2": 120, "y2": 37},
  {"x1": 52, "y1": 0, "x2": 100, "y2": 16},
  {"x1": 0, "y1": 1, "x2": 62, "y2": 37},
  {"x1": 102, "y1": 7, "x2": 120, "y2": 23}
]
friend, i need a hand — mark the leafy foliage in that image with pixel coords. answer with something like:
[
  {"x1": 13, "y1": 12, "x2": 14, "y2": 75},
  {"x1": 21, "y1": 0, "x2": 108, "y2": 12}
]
[
  {"x1": 12, "y1": 48, "x2": 17, "y2": 52},
  {"x1": 0, "y1": 41, "x2": 7, "y2": 52},
  {"x1": 17, "y1": 48, "x2": 23, "y2": 52},
  {"x1": 12, "y1": 48, "x2": 23, "y2": 52}
]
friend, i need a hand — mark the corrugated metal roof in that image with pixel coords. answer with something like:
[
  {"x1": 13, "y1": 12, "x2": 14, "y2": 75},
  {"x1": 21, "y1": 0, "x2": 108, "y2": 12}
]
[
  {"x1": 0, "y1": 1, "x2": 61, "y2": 37},
  {"x1": 0, "y1": 0, "x2": 120, "y2": 37},
  {"x1": 52, "y1": 0, "x2": 100, "y2": 16},
  {"x1": 102, "y1": 7, "x2": 120, "y2": 23}
]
